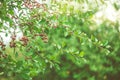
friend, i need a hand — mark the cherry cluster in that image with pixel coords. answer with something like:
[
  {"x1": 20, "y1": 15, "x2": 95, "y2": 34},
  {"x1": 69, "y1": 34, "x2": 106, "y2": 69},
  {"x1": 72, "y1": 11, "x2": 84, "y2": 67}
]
[
  {"x1": 0, "y1": 32, "x2": 48, "y2": 52},
  {"x1": 9, "y1": 34, "x2": 29, "y2": 48},
  {"x1": 0, "y1": 41, "x2": 6, "y2": 51},
  {"x1": 35, "y1": 33, "x2": 48, "y2": 43},
  {"x1": 0, "y1": 40, "x2": 7, "y2": 58},
  {"x1": 23, "y1": 0, "x2": 46, "y2": 9},
  {"x1": 0, "y1": 51, "x2": 7, "y2": 58},
  {"x1": 10, "y1": 34, "x2": 16, "y2": 48},
  {"x1": 20, "y1": 36, "x2": 29, "y2": 46}
]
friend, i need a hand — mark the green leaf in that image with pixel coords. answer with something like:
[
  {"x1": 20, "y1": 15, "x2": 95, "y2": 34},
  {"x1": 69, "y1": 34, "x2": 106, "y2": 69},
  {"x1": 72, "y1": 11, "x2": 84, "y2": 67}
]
[
  {"x1": 79, "y1": 51, "x2": 85, "y2": 57},
  {"x1": 0, "y1": 72, "x2": 4, "y2": 75}
]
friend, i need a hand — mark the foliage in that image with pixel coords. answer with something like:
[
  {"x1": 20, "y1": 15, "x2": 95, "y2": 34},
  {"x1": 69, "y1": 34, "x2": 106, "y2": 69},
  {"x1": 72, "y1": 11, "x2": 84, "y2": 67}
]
[{"x1": 0, "y1": 0, "x2": 120, "y2": 80}]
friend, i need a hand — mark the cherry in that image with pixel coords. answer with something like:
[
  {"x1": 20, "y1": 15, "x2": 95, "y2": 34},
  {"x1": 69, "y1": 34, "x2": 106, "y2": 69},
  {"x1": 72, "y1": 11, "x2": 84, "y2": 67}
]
[
  {"x1": 10, "y1": 41, "x2": 16, "y2": 48},
  {"x1": 11, "y1": 35, "x2": 16, "y2": 41},
  {"x1": 20, "y1": 36, "x2": 29, "y2": 46}
]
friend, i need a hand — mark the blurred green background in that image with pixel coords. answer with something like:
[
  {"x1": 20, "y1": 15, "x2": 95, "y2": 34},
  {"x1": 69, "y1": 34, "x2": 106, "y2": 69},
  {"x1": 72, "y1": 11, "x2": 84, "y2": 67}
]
[{"x1": 0, "y1": 0, "x2": 120, "y2": 80}]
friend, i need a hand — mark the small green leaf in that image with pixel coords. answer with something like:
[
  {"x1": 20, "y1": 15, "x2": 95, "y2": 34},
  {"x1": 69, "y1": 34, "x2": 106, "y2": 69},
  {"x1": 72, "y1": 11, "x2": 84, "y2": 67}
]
[
  {"x1": 5, "y1": 33, "x2": 8, "y2": 37},
  {"x1": 15, "y1": 52, "x2": 18, "y2": 57},
  {"x1": 0, "y1": 72, "x2": 4, "y2": 75},
  {"x1": 79, "y1": 51, "x2": 85, "y2": 57}
]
